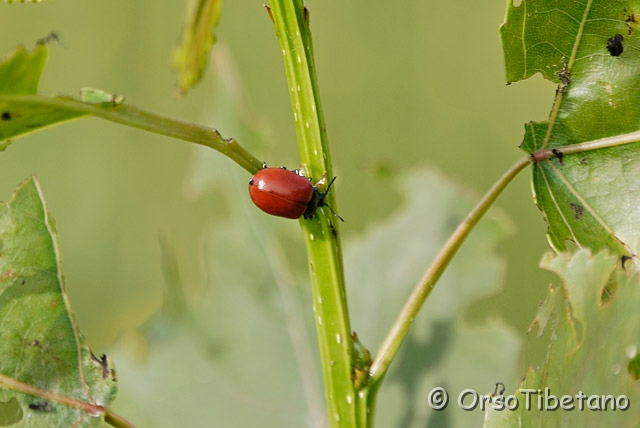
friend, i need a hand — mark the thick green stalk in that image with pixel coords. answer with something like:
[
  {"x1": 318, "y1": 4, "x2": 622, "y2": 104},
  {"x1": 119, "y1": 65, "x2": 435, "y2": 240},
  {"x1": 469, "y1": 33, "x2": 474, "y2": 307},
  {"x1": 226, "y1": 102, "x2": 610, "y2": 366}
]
[{"x1": 268, "y1": 1, "x2": 357, "y2": 427}]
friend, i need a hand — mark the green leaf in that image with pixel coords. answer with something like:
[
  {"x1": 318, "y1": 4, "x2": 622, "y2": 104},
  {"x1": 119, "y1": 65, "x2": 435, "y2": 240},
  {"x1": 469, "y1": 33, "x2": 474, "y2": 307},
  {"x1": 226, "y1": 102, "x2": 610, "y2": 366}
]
[
  {"x1": 501, "y1": 1, "x2": 577, "y2": 84},
  {"x1": 0, "y1": 43, "x2": 46, "y2": 94},
  {"x1": 502, "y1": 1, "x2": 640, "y2": 255},
  {"x1": 484, "y1": 250, "x2": 640, "y2": 427},
  {"x1": 0, "y1": 177, "x2": 117, "y2": 427},
  {"x1": 173, "y1": 0, "x2": 223, "y2": 94},
  {"x1": 0, "y1": 41, "x2": 86, "y2": 151}
]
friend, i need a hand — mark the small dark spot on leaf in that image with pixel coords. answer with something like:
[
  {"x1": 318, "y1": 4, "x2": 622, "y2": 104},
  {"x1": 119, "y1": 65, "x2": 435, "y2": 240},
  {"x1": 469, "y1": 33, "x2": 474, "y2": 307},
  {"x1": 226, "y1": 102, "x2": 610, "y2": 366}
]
[
  {"x1": 625, "y1": 12, "x2": 638, "y2": 35},
  {"x1": 552, "y1": 148, "x2": 564, "y2": 165},
  {"x1": 621, "y1": 255, "x2": 633, "y2": 270},
  {"x1": 601, "y1": 272, "x2": 618, "y2": 304},
  {"x1": 579, "y1": 158, "x2": 587, "y2": 165},
  {"x1": 1, "y1": 112, "x2": 11, "y2": 121},
  {"x1": 28, "y1": 401, "x2": 51, "y2": 412},
  {"x1": 607, "y1": 34, "x2": 624, "y2": 56},
  {"x1": 494, "y1": 382, "x2": 505, "y2": 396},
  {"x1": 21, "y1": 279, "x2": 25, "y2": 285},
  {"x1": 570, "y1": 202, "x2": 584, "y2": 220}
]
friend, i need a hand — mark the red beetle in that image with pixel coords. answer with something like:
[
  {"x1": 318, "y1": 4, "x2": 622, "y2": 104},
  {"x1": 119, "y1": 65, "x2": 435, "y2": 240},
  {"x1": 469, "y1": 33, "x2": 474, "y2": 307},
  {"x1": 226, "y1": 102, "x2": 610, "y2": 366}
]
[{"x1": 248, "y1": 167, "x2": 341, "y2": 220}]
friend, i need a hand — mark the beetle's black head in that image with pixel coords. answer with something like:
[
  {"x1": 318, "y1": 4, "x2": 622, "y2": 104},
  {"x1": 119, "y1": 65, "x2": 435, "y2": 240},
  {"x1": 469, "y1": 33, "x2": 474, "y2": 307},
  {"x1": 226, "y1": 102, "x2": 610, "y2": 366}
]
[{"x1": 303, "y1": 177, "x2": 343, "y2": 221}]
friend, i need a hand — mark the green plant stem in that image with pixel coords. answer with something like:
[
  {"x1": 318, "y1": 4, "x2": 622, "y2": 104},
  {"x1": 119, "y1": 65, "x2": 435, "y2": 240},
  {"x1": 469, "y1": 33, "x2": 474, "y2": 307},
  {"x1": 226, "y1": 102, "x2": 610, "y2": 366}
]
[
  {"x1": 104, "y1": 409, "x2": 138, "y2": 428},
  {"x1": 368, "y1": 156, "x2": 531, "y2": 386},
  {"x1": 0, "y1": 94, "x2": 263, "y2": 174},
  {"x1": 531, "y1": 129, "x2": 640, "y2": 161},
  {"x1": 268, "y1": 1, "x2": 356, "y2": 427}
]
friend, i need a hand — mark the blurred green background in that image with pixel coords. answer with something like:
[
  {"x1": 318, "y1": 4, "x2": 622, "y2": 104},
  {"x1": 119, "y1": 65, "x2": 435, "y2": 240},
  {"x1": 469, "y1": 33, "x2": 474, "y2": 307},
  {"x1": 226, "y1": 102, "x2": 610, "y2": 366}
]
[{"x1": 1, "y1": 0, "x2": 556, "y2": 426}]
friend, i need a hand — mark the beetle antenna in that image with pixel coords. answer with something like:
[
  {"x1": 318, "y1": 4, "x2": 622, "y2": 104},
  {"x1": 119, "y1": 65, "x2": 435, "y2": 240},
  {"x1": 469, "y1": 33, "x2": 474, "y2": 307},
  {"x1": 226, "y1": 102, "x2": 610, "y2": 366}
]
[
  {"x1": 324, "y1": 203, "x2": 344, "y2": 222},
  {"x1": 325, "y1": 176, "x2": 337, "y2": 192},
  {"x1": 321, "y1": 176, "x2": 343, "y2": 221}
]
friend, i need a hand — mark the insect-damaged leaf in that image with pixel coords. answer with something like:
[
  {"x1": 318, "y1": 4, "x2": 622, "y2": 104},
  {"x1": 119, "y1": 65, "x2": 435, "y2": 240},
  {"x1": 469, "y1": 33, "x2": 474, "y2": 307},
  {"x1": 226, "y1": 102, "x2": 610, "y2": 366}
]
[
  {"x1": 502, "y1": 0, "x2": 640, "y2": 257},
  {"x1": 484, "y1": 250, "x2": 640, "y2": 427},
  {"x1": 0, "y1": 177, "x2": 117, "y2": 427}
]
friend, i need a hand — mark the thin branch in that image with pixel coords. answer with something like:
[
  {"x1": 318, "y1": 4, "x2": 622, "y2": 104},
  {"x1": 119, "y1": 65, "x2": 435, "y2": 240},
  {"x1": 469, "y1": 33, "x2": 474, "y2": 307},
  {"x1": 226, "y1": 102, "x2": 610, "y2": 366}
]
[
  {"x1": 104, "y1": 408, "x2": 138, "y2": 428},
  {"x1": 532, "y1": 130, "x2": 640, "y2": 162},
  {"x1": 0, "y1": 373, "x2": 110, "y2": 419},
  {"x1": 0, "y1": 94, "x2": 263, "y2": 174},
  {"x1": 368, "y1": 156, "x2": 531, "y2": 384}
]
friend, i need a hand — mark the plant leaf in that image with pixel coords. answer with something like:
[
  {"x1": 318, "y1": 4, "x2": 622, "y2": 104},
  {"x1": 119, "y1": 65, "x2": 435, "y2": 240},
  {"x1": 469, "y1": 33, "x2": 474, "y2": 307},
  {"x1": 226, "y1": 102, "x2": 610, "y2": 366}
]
[
  {"x1": 484, "y1": 250, "x2": 640, "y2": 427},
  {"x1": 173, "y1": 0, "x2": 223, "y2": 94},
  {"x1": 0, "y1": 177, "x2": 117, "y2": 427},
  {"x1": 0, "y1": 40, "x2": 85, "y2": 151},
  {"x1": 0, "y1": 42, "x2": 46, "y2": 94},
  {"x1": 502, "y1": 0, "x2": 640, "y2": 256}
]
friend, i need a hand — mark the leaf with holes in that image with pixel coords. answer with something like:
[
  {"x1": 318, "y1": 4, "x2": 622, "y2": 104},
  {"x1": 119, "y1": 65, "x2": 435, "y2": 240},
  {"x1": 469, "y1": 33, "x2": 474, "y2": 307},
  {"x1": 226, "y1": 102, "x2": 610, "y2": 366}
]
[
  {"x1": 502, "y1": 0, "x2": 640, "y2": 256},
  {"x1": 484, "y1": 250, "x2": 640, "y2": 427},
  {"x1": 0, "y1": 177, "x2": 117, "y2": 427}
]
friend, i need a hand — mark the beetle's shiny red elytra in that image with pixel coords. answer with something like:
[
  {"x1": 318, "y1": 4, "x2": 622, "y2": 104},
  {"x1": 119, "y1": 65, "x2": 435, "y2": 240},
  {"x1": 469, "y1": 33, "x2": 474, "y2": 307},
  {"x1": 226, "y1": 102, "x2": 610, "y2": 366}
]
[{"x1": 249, "y1": 168, "x2": 315, "y2": 219}]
